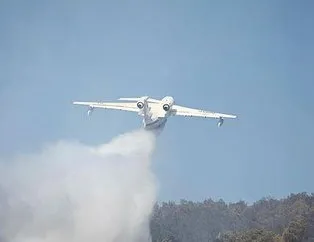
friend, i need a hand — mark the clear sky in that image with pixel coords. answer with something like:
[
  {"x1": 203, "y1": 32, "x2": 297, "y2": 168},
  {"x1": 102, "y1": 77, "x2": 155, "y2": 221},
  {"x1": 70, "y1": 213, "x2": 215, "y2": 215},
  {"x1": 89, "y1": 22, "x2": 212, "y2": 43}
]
[{"x1": 1, "y1": 0, "x2": 313, "y2": 204}]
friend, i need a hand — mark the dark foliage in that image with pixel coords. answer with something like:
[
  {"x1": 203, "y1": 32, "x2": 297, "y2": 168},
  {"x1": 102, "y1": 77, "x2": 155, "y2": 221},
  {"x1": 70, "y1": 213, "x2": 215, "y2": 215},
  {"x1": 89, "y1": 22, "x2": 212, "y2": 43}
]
[{"x1": 150, "y1": 192, "x2": 314, "y2": 242}]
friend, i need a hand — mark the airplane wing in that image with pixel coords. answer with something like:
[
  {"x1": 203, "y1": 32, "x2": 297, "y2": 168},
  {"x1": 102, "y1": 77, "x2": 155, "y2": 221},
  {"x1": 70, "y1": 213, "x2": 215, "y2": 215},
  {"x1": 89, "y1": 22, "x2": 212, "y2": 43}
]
[
  {"x1": 171, "y1": 104, "x2": 237, "y2": 119},
  {"x1": 73, "y1": 101, "x2": 138, "y2": 112}
]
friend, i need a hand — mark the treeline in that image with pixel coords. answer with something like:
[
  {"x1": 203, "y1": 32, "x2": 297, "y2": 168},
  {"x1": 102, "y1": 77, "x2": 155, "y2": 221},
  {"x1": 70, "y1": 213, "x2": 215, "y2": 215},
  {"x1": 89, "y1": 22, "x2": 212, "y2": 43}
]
[{"x1": 150, "y1": 192, "x2": 314, "y2": 242}]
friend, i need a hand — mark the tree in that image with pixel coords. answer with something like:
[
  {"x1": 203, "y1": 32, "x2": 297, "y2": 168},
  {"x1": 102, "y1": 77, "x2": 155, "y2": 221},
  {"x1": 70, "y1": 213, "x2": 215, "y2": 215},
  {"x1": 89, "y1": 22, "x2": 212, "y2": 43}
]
[
  {"x1": 161, "y1": 235, "x2": 180, "y2": 242},
  {"x1": 150, "y1": 193, "x2": 314, "y2": 242},
  {"x1": 216, "y1": 229, "x2": 280, "y2": 242},
  {"x1": 282, "y1": 217, "x2": 307, "y2": 242}
]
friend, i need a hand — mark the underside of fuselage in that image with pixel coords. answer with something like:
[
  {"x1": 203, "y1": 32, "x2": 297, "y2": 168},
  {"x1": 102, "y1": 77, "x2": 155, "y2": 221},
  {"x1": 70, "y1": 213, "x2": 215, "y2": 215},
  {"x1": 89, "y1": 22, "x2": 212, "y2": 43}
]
[{"x1": 142, "y1": 117, "x2": 167, "y2": 135}]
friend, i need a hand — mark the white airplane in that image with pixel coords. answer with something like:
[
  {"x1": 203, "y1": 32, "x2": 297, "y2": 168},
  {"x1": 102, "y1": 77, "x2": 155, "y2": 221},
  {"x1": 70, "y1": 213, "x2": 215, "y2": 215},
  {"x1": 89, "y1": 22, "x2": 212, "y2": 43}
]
[{"x1": 73, "y1": 96, "x2": 237, "y2": 132}]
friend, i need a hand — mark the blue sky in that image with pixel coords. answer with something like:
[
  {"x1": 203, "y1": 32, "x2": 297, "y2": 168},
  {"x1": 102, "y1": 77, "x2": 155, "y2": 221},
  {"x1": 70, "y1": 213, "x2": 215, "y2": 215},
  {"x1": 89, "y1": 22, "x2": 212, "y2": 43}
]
[{"x1": 1, "y1": 0, "x2": 313, "y2": 204}]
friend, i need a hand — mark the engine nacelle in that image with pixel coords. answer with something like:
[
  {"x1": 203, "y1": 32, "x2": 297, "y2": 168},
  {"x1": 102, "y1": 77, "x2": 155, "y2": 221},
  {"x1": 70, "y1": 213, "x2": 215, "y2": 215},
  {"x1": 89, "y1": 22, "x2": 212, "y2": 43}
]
[
  {"x1": 217, "y1": 117, "x2": 224, "y2": 127},
  {"x1": 136, "y1": 96, "x2": 149, "y2": 109},
  {"x1": 137, "y1": 101, "x2": 144, "y2": 109},
  {"x1": 161, "y1": 96, "x2": 175, "y2": 112}
]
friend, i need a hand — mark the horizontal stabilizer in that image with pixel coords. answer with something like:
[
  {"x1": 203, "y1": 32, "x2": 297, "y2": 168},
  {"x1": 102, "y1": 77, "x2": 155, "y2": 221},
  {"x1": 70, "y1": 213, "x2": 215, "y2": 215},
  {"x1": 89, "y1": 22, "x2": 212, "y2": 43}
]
[
  {"x1": 118, "y1": 97, "x2": 160, "y2": 103},
  {"x1": 118, "y1": 97, "x2": 143, "y2": 101}
]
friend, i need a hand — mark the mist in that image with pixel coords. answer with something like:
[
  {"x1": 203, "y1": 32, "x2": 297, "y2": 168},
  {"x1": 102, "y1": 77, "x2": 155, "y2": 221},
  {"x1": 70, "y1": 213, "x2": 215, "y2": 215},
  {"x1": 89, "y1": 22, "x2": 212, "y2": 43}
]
[{"x1": 0, "y1": 129, "x2": 157, "y2": 242}]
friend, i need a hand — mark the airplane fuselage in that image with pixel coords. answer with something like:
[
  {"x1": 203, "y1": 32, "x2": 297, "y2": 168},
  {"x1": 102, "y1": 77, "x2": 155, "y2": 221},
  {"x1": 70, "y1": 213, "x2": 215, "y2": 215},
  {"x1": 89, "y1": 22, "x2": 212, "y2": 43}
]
[
  {"x1": 142, "y1": 116, "x2": 168, "y2": 131},
  {"x1": 139, "y1": 96, "x2": 174, "y2": 133}
]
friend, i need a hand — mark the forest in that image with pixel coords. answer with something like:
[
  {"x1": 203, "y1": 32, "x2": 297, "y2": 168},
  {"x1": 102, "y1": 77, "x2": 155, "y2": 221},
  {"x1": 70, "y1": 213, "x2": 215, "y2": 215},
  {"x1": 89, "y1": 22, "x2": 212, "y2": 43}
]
[{"x1": 150, "y1": 192, "x2": 314, "y2": 242}]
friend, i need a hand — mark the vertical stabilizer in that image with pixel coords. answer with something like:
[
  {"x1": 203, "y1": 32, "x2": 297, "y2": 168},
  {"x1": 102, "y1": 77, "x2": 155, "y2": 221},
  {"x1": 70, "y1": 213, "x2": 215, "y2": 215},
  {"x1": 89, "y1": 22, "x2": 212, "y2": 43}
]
[{"x1": 142, "y1": 101, "x2": 153, "y2": 125}]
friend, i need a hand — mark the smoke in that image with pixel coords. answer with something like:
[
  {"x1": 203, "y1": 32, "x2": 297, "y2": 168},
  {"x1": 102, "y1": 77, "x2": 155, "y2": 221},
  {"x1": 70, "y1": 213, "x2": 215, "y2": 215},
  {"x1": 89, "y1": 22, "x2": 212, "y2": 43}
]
[{"x1": 0, "y1": 129, "x2": 157, "y2": 242}]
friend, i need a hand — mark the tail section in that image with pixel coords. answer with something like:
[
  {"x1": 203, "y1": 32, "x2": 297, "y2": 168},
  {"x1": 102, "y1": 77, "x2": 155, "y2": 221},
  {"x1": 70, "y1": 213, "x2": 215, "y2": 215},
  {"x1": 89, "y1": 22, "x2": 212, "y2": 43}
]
[
  {"x1": 118, "y1": 96, "x2": 160, "y2": 103},
  {"x1": 118, "y1": 97, "x2": 146, "y2": 101},
  {"x1": 142, "y1": 101, "x2": 153, "y2": 124},
  {"x1": 117, "y1": 96, "x2": 157, "y2": 125}
]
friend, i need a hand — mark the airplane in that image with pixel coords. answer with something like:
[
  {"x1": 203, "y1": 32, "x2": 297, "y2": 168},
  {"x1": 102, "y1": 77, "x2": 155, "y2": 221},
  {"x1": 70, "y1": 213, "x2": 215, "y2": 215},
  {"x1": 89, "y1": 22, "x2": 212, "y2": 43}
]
[{"x1": 73, "y1": 96, "x2": 237, "y2": 133}]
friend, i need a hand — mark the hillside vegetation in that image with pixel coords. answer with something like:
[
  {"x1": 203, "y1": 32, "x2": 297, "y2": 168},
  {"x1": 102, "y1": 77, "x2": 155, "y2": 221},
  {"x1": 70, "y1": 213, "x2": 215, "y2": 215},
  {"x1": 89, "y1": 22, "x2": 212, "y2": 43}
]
[{"x1": 150, "y1": 192, "x2": 314, "y2": 242}]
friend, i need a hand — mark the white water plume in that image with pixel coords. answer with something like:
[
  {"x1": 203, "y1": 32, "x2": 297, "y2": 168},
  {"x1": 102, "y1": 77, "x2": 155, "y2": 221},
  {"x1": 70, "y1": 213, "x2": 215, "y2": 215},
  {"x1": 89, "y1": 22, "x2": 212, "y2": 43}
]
[{"x1": 0, "y1": 129, "x2": 157, "y2": 242}]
